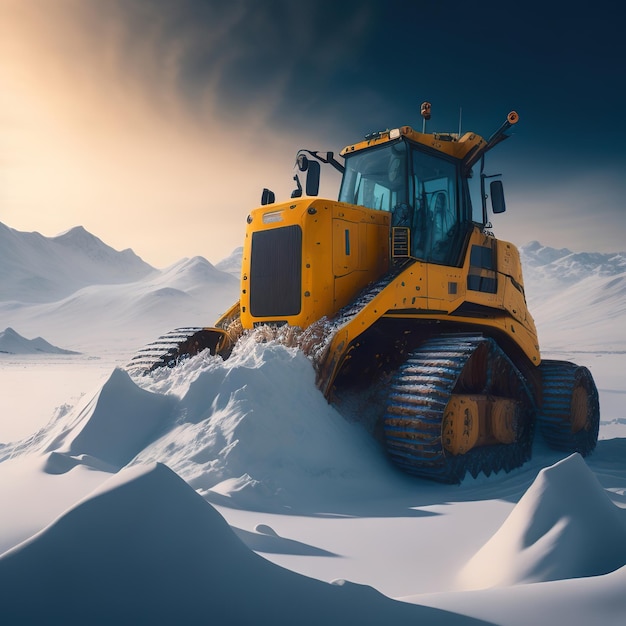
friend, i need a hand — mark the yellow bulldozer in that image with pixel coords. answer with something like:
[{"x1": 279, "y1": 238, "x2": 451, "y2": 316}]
[{"x1": 130, "y1": 105, "x2": 600, "y2": 482}]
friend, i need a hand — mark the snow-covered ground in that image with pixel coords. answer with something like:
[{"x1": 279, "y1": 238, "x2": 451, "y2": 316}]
[{"x1": 1, "y1": 222, "x2": 625, "y2": 625}]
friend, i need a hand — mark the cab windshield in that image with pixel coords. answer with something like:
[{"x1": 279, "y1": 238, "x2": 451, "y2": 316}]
[
  {"x1": 339, "y1": 140, "x2": 408, "y2": 212},
  {"x1": 339, "y1": 138, "x2": 466, "y2": 265}
]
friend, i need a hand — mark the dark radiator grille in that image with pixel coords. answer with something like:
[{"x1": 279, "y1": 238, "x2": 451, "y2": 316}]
[{"x1": 250, "y1": 225, "x2": 302, "y2": 317}]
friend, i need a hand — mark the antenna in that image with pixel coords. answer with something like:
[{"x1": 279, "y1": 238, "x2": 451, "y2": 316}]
[{"x1": 458, "y1": 107, "x2": 463, "y2": 136}]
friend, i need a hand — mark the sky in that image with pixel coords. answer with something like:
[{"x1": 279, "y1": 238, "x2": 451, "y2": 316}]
[{"x1": 1, "y1": 0, "x2": 625, "y2": 268}]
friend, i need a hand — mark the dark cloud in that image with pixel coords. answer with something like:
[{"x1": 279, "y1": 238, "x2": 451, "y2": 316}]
[
  {"x1": 2, "y1": 0, "x2": 624, "y2": 262},
  {"x1": 69, "y1": 0, "x2": 626, "y2": 154}
]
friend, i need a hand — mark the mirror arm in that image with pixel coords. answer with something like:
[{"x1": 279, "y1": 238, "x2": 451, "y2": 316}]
[
  {"x1": 297, "y1": 149, "x2": 345, "y2": 174},
  {"x1": 291, "y1": 174, "x2": 303, "y2": 198}
]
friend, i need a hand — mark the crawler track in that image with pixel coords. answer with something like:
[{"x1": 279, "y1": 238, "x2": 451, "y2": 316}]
[
  {"x1": 384, "y1": 334, "x2": 536, "y2": 483},
  {"x1": 537, "y1": 360, "x2": 599, "y2": 456},
  {"x1": 127, "y1": 327, "x2": 223, "y2": 373}
]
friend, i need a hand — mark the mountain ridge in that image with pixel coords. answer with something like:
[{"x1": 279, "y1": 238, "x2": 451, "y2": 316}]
[
  {"x1": 0, "y1": 327, "x2": 79, "y2": 355},
  {"x1": 1, "y1": 221, "x2": 623, "y2": 354},
  {"x1": 0, "y1": 221, "x2": 155, "y2": 303},
  {"x1": 520, "y1": 241, "x2": 626, "y2": 283}
]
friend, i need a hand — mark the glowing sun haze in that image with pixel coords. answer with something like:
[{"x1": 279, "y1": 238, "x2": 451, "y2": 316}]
[
  {"x1": 1, "y1": 0, "x2": 625, "y2": 267},
  {"x1": 1, "y1": 1, "x2": 316, "y2": 267}
]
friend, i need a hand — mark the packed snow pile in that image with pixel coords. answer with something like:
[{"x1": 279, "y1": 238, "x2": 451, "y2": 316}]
[
  {"x1": 0, "y1": 327, "x2": 79, "y2": 355},
  {"x1": 134, "y1": 339, "x2": 399, "y2": 509},
  {"x1": 0, "y1": 462, "x2": 468, "y2": 626},
  {"x1": 45, "y1": 367, "x2": 177, "y2": 470},
  {"x1": 16, "y1": 337, "x2": 398, "y2": 509},
  {"x1": 459, "y1": 453, "x2": 626, "y2": 589}
]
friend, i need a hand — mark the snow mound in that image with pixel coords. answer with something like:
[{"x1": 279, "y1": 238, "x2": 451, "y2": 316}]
[
  {"x1": 13, "y1": 338, "x2": 397, "y2": 509},
  {"x1": 0, "y1": 327, "x2": 79, "y2": 355},
  {"x1": 459, "y1": 453, "x2": 626, "y2": 589},
  {"x1": 131, "y1": 338, "x2": 397, "y2": 509},
  {"x1": 43, "y1": 368, "x2": 176, "y2": 469},
  {"x1": 0, "y1": 462, "x2": 468, "y2": 625}
]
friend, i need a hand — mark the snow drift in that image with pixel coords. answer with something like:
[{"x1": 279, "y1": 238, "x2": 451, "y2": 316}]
[
  {"x1": 131, "y1": 338, "x2": 399, "y2": 510},
  {"x1": 13, "y1": 337, "x2": 400, "y2": 510},
  {"x1": 0, "y1": 463, "x2": 481, "y2": 626},
  {"x1": 459, "y1": 453, "x2": 626, "y2": 588},
  {"x1": 43, "y1": 367, "x2": 177, "y2": 471}
]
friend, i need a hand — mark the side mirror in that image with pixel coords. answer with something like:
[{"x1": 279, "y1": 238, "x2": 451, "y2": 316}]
[
  {"x1": 305, "y1": 160, "x2": 320, "y2": 196},
  {"x1": 297, "y1": 154, "x2": 309, "y2": 172},
  {"x1": 490, "y1": 180, "x2": 506, "y2": 214},
  {"x1": 261, "y1": 188, "x2": 275, "y2": 205}
]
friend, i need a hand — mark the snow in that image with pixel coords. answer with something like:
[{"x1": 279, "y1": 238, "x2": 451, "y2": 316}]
[
  {"x1": 0, "y1": 327, "x2": 79, "y2": 355},
  {"x1": 215, "y1": 245, "x2": 244, "y2": 276},
  {"x1": 0, "y1": 222, "x2": 153, "y2": 303},
  {"x1": 1, "y1": 221, "x2": 626, "y2": 625},
  {"x1": 520, "y1": 241, "x2": 626, "y2": 352},
  {"x1": 459, "y1": 453, "x2": 626, "y2": 588}
]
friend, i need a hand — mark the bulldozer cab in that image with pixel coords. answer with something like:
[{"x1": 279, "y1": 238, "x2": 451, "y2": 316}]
[{"x1": 338, "y1": 136, "x2": 471, "y2": 266}]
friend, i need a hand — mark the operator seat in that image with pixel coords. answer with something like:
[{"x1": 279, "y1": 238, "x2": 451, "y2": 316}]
[{"x1": 432, "y1": 192, "x2": 451, "y2": 240}]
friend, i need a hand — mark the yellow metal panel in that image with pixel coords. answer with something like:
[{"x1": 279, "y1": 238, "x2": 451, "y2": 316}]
[
  {"x1": 496, "y1": 239, "x2": 525, "y2": 287},
  {"x1": 426, "y1": 264, "x2": 465, "y2": 310},
  {"x1": 340, "y1": 126, "x2": 486, "y2": 161},
  {"x1": 240, "y1": 198, "x2": 389, "y2": 330},
  {"x1": 318, "y1": 241, "x2": 541, "y2": 396},
  {"x1": 333, "y1": 219, "x2": 358, "y2": 276}
]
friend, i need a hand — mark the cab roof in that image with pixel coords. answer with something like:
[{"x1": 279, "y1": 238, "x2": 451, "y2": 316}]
[{"x1": 340, "y1": 126, "x2": 486, "y2": 161}]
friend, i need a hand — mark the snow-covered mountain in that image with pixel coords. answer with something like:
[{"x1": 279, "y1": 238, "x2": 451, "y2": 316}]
[
  {"x1": 520, "y1": 241, "x2": 626, "y2": 302},
  {"x1": 0, "y1": 224, "x2": 240, "y2": 357},
  {"x1": 0, "y1": 222, "x2": 155, "y2": 303},
  {"x1": 215, "y1": 246, "x2": 243, "y2": 277},
  {"x1": 0, "y1": 327, "x2": 79, "y2": 355},
  {"x1": 518, "y1": 242, "x2": 626, "y2": 351}
]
